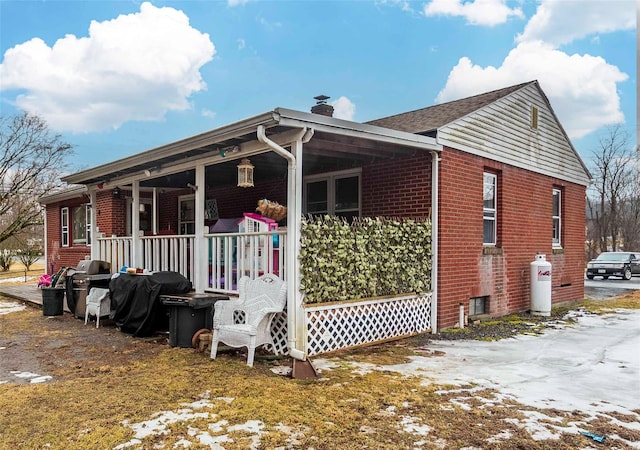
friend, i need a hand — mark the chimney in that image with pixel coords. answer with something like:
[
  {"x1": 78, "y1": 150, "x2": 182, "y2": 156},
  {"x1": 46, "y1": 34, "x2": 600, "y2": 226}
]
[{"x1": 311, "y1": 95, "x2": 334, "y2": 117}]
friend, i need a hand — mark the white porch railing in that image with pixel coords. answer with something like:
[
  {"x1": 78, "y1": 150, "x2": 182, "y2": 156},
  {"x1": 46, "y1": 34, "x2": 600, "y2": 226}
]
[
  {"x1": 206, "y1": 230, "x2": 287, "y2": 294},
  {"x1": 141, "y1": 235, "x2": 195, "y2": 282},
  {"x1": 95, "y1": 230, "x2": 286, "y2": 295},
  {"x1": 97, "y1": 236, "x2": 133, "y2": 273}
]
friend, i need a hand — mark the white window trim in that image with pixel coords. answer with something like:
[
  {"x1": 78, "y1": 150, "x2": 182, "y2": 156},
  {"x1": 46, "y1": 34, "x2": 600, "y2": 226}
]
[
  {"x1": 85, "y1": 204, "x2": 92, "y2": 247},
  {"x1": 552, "y1": 188, "x2": 562, "y2": 247},
  {"x1": 483, "y1": 172, "x2": 497, "y2": 246},
  {"x1": 304, "y1": 168, "x2": 362, "y2": 217},
  {"x1": 61, "y1": 207, "x2": 69, "y2": 247}
]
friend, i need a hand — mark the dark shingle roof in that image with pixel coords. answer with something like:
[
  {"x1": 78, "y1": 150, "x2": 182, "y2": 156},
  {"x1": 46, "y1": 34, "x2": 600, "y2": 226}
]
[{"x1": 367, "y1": 81, "x2": 534, "y2": 134}]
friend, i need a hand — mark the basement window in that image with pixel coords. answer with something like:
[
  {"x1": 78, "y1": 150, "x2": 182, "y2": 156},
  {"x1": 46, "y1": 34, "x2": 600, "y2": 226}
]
[{"x1": 469, "y1": 296, "x2": 489, "y2": 316}]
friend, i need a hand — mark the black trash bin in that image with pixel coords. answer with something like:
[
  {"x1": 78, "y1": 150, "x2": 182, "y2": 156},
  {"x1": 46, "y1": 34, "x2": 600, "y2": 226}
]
[
  {"x1": 160, "y1": 294, "x2": 228, "y2": 348},
  {"x1": 42, "y1": 287, "x2": 65, "y2": 316}
]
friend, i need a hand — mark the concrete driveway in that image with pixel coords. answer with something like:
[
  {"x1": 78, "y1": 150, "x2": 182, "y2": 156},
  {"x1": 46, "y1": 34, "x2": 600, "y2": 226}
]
[{"x1": 585, "y1": 276, "x2": 640, "y2": 299}]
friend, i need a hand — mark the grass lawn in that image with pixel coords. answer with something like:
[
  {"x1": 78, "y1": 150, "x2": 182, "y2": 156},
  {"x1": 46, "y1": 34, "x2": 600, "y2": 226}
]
[{"x1": 0, "y1": 291, "x2": 638, "y2": 449}]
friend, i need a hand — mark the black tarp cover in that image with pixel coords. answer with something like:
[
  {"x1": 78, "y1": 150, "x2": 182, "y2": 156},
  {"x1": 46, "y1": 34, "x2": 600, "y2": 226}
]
[{"x1": 109, "y1": 271, "x2": 192, "y2": 337}]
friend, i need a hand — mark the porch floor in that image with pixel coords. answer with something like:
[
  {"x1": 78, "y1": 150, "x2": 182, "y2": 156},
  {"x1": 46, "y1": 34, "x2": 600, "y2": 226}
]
[{"x1": 0, "y1": 284, "x2": 73, "y2": 313}]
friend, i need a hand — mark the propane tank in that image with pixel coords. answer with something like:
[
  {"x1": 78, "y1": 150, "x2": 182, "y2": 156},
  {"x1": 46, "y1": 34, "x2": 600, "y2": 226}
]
[{"x1": 530, "y1": 253, "x2": 552, "y2": 316}]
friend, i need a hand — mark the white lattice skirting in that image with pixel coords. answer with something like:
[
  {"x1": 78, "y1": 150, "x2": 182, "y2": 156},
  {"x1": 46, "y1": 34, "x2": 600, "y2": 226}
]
[{"x1": 267, "y1": 293, "x2": 433, "y2": 357}]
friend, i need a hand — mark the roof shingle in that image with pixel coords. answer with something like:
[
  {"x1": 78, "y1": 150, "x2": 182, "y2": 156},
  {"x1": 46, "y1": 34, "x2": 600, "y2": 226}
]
[{"x1": 367, "y1": 81, "x2": 533, "y2": 134}]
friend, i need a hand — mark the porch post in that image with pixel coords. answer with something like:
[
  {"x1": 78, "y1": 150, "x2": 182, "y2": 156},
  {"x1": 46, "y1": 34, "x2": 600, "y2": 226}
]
[
  {"x1": 290, "y1": 138, "x2": 306, "y2": 356},
  {"x1": 152, "y1": 188, "x2": 158, "y2": 235},
  {"x1": 430, "y1": 151, "x2": 439, "y2": 334},
  {"x1": 194, "y1": 164, "x2": 207, "y2": 292},
  {"x1": 132, "y1": 180, "x2": 141, "y2": 267},
  {"x1": 89, "y1": 190, "x2": 98, "y2": 260}
]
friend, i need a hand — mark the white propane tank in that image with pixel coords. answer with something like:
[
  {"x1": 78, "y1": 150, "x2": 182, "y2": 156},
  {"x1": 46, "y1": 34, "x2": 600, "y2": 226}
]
[{"x1": 530, "y1": 253, "x2": 552, "y2": 316}]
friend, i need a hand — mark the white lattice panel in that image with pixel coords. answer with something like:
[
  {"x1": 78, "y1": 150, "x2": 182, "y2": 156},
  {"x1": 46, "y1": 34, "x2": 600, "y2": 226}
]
[
  {"x1": 304, "y1": 294, "x2": 433, "y2": 356},
  {"x1": 268, "y1": 312, "x2": 288, "y2": 355}
]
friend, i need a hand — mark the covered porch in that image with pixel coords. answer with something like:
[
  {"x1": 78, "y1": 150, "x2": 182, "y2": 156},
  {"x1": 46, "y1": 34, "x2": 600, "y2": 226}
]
[{"x1": 62, "y1": 107, "x2": 442, "y2": 358}]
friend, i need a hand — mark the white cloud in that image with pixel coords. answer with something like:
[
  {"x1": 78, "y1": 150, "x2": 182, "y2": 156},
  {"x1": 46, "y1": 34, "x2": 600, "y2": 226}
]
[
  {"x1": 237, "y1": 38, "x2": 246, "y2": 50},
  {"x1": 435, "y1": 41, "x2": 628, "y2": 139},
  {"x1": 423, "y1": 0, "x2": 524, "y2": 26},
  {"x1": 331, "y1": 96, "x2": 356, "y2": 121},
  {"x1": 201, "y1": 109, "x2": 217, "y2": 120},
  {"x1": 375, "y1": 0, "x2": 416, "y2": 14},
  {"x1": 0, "y1": 2, "x2": 215, "y2": 133},
  {"x1": 517, "y1": 0, "x2": 635, "y2": 46},
  {"x1": 259, "y1": 17, "x2": 282, "y2": 31},
  {"x1": 228, "y1": 0, "x2": 248, "y2": 6}
]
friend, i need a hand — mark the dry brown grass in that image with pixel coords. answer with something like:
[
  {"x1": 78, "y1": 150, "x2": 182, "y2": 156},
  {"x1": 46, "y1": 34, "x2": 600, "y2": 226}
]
[{"x1": 0, "y1": 291, "x2": 638, "y2": 449}]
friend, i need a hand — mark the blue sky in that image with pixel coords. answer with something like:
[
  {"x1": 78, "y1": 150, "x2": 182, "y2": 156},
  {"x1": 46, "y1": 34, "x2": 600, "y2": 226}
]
[{"x1": 0, "y1": 0, "x2": 636, "y2": 173}]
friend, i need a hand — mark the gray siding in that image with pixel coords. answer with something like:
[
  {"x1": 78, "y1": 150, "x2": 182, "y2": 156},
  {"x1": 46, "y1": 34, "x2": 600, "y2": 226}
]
[{"x1": 436, "y1": 83, "x2": 591, "y2": 186}]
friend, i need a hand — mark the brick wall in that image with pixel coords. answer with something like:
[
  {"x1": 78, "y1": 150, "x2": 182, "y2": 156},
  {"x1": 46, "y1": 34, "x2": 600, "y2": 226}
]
[
  {"x1": 94, "y1": 190, "x2": 126, "y2": 237},
  {"x1": 44, "y1": 196, "x2": 91, "y2": 273},
  {"x1": 362, "y1": 154, "x2": 433, "y2": 217},
  {"x1": 436, "y1": 147, "x2": 585, "y2": 328}
]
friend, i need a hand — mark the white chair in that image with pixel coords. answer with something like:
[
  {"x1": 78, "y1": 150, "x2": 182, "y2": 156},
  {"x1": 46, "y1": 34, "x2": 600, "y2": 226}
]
[
  {"x1": 210, "y1": 273, "x2": 286, "y2": 367},
  {"x1": 85, "y1": 288, "x2": 111, "y2": 328}
]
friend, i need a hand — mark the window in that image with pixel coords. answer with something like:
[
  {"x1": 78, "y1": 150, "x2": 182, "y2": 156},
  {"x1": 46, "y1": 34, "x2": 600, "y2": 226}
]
[
  {"x1": 470, "y1": 296, "x2": 489, "y2": 316},
  {"x1": 72, "y1": 206, "x2": 87, "y2": 245},
  {"x1": 552, "y1": 188, "x2": 562, "y2": 246},
  {"x1": 61, "y1": 205, "x2": 91, "y2": 246},
  {"x1": 483, "y1": 172, "x2": 497, "y2": 245},
  {"x1": 61, "y1": 207, "x2": 69, "y2": 247},
  {"x1": 304, "y1": 170, "x2": 360, "y2": 220},
  {"x1": 178, "y1": 195, "x2": 195, "y2": 235}
]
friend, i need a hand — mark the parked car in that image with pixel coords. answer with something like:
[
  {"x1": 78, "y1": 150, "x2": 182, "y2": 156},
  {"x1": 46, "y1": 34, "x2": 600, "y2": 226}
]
[{"x1": 586, "y1": 252, "x2": 640, "y2": 280}]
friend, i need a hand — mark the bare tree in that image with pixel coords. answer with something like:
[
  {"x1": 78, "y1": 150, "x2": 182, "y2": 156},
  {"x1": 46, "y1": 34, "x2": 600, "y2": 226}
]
[
  {"x1": 618, "y1": 149, "x2": 640, "y2": 251},
  {"x1": 0, "y1": 113, "x2": 73, "y2": 245},
  {"x1": 588, "y1": 125, "x2": 636, "y2": 252}
]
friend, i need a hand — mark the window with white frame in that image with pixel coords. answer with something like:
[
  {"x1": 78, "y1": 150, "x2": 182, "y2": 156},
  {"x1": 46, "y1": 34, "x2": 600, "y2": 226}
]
[
  {"x1": 61, "y1": 205, "x2": 91, "y2": 246},
  {"x1": 552, "y1": 188, "x2": 562, "y2": 246},
  {"x1": 304, "y1": 169, "x2": 361, "y2": 220},
  {"x1": 483, "y1": 172, "x2": 497, "y2": 245},
  {"x1": 72, "y1": 206, "x2": 88, "y2": 245},
  {"x1": 61, "y1": 207, "x2": 69, "y2": 247}
]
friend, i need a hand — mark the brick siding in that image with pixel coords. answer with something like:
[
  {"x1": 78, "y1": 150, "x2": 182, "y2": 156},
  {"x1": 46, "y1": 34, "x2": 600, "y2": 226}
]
[{"x1": 435, "y1": 147, "x2": 585, "y2": 328}]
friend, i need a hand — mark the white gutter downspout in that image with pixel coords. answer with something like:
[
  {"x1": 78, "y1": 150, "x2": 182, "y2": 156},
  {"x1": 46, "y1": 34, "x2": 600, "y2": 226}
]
[
  {"x1": 257, "y1": 124, "x2": 313, "y2": 361},
  {"x1": 430, "y1": 150, "x2": 439, "y2": 334}
]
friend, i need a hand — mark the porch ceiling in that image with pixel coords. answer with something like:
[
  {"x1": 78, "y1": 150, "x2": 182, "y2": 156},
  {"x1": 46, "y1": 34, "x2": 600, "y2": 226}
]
[
  {"x1": 62, "y1": 108, "x2": 440, "y2": 189},
  {"x1": 136, "y1": 130, "x2": 421, "y2": 189}
]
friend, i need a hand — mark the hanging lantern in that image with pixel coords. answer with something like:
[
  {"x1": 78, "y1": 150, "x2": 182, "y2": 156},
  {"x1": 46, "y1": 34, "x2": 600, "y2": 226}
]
[{"x1": 237, "y1": 158, "x2": 254, "y2": 188}]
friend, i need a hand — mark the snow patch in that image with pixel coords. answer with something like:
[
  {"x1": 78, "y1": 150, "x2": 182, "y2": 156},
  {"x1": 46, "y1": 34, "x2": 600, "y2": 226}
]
[{"x1": 0, "y1": 300, "x2": 26, "y2": 315}]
